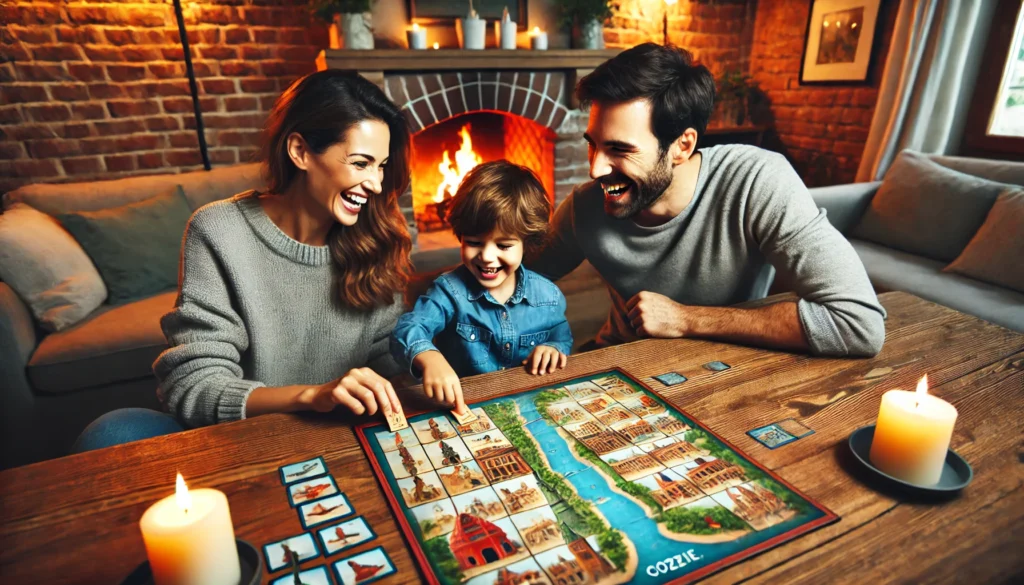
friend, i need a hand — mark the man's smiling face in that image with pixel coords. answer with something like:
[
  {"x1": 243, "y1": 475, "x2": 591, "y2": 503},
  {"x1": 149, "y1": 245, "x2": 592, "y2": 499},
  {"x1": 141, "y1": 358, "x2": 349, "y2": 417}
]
[{"x1": 585, "y1": 98, "x2": 674, "y2": 219}]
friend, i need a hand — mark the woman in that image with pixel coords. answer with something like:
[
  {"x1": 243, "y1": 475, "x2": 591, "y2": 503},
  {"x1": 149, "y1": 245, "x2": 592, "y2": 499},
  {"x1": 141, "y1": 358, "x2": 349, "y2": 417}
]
[{"x1": 74, "y1": 71, "x2": 416, "y2": 450}]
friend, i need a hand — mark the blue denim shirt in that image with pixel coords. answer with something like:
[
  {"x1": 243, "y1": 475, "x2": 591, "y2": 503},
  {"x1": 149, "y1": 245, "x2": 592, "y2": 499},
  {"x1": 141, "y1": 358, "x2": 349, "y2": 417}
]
[{"x1": 391, "y1": 265, "x2": 573, "y2": 377}]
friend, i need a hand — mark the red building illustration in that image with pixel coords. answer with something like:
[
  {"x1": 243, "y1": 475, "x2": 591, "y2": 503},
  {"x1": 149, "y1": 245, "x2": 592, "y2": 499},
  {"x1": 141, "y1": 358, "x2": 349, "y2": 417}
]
[{"x1": 449, "y1": 513, "x2": 519, "y2": 570}]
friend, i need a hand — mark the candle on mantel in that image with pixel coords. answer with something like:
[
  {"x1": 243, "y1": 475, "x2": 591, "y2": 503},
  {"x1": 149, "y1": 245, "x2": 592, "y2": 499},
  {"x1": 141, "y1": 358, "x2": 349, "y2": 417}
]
[
  {"x1": 432, "y1": 42, "x2": 440, "y2": 50},
  {"x1": 407, "y1": 23, "x2": 427, "y2": 50},
  {"x1": 529, "y1": 26, "x2": 548, "y2": 50},
  {"x1": 140, "y1": 473, "x2": 240, "y2": 585},
  {"x1": 869, "y1": 375, "x2": 958, "y2": 485}
]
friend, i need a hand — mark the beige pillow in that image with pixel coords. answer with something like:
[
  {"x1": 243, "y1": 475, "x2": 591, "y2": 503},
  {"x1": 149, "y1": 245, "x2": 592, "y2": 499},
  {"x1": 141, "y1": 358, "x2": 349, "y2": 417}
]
[
  {"x1": 0, "y1": 204, "x2": 108, "y2": 331},
  {"x1": 944, "y1": 188, "x2": 1024, "y2": 294},
  {"x1": 851, "y1": 150, "x2": 1008, "y2": 262}
]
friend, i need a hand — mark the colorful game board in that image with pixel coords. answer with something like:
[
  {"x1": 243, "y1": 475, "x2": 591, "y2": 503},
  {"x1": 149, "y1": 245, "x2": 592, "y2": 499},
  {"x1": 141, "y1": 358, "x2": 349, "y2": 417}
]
[{"x1": 357, "y1": 369, "x2": 837, "y2": 585}]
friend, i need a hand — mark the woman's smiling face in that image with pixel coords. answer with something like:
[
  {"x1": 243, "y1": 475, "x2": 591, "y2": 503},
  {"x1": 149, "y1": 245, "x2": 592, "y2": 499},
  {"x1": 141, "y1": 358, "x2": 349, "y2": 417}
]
[{"x1": 302, "y1": 119, "x2": 391, "y2": 227}]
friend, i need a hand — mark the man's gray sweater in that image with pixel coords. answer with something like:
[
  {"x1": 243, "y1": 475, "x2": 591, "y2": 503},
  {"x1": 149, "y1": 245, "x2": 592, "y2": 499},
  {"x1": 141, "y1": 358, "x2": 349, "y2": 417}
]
[
  {"x1": 153, "y1": 192, "x2": 402, "y2": 427},
  {"x1": 533, "y1": 144, "x2": 886, "y2": 356}
]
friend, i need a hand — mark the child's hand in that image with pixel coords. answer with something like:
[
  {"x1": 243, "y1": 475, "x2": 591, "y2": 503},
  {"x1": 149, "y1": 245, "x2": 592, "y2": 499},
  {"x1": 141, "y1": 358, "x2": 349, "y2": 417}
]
[
  {"x1": 415, "y1": 351, "x2": 465, "y2": 408},
  {"x1": 522, "y1": 345, "x2": 567, "y2": 375}
]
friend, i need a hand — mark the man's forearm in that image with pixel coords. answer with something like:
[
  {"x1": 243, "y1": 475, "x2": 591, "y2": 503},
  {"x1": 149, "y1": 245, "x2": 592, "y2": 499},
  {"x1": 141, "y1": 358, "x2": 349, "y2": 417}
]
[{"x1": 684, "y1": 301, "x2": 809, "y2": 352}]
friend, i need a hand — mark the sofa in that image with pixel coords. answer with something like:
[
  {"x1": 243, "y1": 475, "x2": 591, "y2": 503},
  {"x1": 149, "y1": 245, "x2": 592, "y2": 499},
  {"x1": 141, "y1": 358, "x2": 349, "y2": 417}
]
[
  {"x1": 809, "y1": 151, "x2": 1024, "y2": 333},
  {"x1": 0, "y1": 164, "x2": 462, "y2": 469}
]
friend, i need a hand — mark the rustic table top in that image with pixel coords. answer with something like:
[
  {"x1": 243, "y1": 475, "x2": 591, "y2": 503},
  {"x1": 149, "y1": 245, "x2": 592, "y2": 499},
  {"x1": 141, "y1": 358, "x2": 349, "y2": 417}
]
[{"x1": 2, "y1": 292, "x2": 1022, "y2": 585}]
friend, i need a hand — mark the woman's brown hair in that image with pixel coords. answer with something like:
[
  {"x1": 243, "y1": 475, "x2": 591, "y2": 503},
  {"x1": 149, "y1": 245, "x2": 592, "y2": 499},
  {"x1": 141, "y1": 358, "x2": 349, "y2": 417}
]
[
  {"x1": 446, "y1": 160, "x2": 552, "y2": 259},
  {"x1": 260, "y1": 71, "x2": 412, "y2": 310}
]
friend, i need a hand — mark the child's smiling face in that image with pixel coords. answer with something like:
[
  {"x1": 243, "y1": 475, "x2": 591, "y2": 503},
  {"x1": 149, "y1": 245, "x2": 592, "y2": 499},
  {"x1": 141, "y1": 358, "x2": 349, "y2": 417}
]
[{"x1": 461, "y1": 228, "x2": 524, "y2": 300}]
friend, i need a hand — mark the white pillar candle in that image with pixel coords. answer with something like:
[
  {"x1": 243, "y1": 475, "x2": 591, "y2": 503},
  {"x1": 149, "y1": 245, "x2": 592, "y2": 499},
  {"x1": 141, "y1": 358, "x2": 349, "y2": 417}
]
[
  {"x1": 869, "y1": 375, "x2": 958, "y2": 486},
  {"x1": 407, "y1": 24, "x2": 427, "y2": 50},
  {"x1": 140, "y1": 474, "x2": 241, "y2": 585},
  {"x1": 499, "y1": 19, "x2": 518, "y2": 49},
  {"x1": 529, "y1": 27, "x2": 548, "y2": 50}
]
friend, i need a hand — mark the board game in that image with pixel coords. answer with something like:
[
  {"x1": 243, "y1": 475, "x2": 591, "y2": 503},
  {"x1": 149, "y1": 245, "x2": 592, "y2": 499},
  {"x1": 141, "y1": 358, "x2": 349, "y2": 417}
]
[{"x1": 356, "y1": 369, "x2": 837, "y2": 585}]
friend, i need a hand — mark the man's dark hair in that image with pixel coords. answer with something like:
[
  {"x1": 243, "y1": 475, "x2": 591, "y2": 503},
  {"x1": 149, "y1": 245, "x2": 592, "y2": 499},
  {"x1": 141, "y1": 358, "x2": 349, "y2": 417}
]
[{"x1": 577, "y1": 43, "x2": 716, "y2": 153}]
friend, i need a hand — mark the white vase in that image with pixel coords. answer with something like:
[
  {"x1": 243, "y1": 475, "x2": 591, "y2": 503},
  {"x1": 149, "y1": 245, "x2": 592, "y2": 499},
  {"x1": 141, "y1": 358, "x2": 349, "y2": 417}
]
[
  {"x1": 458, "y1": 17, "x2": 487, "y2": 50},
  {"x1": 341, "y1": 12, "x2": 374, "y2": 50},
  {"x1": 578, "y1": 19, "x2": 604, "y2": 49}
]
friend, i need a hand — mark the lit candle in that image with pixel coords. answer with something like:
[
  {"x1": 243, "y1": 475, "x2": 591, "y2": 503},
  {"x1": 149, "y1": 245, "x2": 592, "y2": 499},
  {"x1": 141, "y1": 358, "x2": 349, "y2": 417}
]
[
  {"x1": 407, "y1": 23, "x2": 427, "y2": 50},
  {"x1": 432, "y1": 42, "x2": 439, "y2": 50},
  {"x1": 869, "y1": 375, "x2": 958, "y2": 485},
  {"x1": 529, "y1": 26, "x2": 548, "y2": 50},
  {"x1": 140, "y1": 473, "x2": 240, "y2": 585}
]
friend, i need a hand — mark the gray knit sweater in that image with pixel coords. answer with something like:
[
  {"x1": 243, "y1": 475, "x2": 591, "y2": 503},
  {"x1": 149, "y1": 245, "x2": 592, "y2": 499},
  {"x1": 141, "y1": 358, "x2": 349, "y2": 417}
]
[
  {"x1": 153, "y1": 191, "x2": 403, "y2": 427},
  {"x1": 532, "y1": 145, "x2": 886, "y2": 356}
]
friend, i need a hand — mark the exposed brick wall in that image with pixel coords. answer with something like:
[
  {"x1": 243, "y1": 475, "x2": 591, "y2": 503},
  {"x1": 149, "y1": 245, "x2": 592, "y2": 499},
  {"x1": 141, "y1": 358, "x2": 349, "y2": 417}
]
[
  {"x1": 0, "y1": 0, "x2": 327, "y2": 193},
  {"x1": 605, "y1": 0, "x2": 757, "y2": 79},
  {"x1": 748, "y1": 0, "x2": 897, "y2": 186}
]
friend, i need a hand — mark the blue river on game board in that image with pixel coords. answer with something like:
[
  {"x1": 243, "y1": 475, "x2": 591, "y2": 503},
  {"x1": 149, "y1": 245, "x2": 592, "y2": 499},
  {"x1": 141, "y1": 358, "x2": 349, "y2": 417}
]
[{"x1": 512, "y1": 393, "x2": 820, "y2": 584}]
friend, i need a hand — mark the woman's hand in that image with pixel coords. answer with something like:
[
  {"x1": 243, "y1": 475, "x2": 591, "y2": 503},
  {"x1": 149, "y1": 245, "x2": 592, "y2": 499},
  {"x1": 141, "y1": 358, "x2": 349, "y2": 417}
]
[
  {"x1": 414, "y1": 351, "x2": 466, "y2": 410},
  {"x1": 522, "y1": 345, "x2": 567, "y2": 375},
  {"x1": 300, "y1": 367, "x2": 402, "y2": 416}
]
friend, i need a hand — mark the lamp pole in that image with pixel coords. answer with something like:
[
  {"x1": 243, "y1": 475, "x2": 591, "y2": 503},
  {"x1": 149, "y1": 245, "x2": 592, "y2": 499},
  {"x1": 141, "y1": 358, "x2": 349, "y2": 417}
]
[
  {"x1": 172, "y1": 0, "x2": 211, "y2": 170},
  {"x1": 663, "y1": 0, "x2": 677, "y2": 45}
]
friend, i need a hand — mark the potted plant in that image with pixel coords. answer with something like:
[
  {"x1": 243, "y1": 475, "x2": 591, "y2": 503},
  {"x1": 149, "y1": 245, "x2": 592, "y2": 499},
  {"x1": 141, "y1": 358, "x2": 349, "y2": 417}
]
[
  {"x1": 716, "y1": 69, "x2": 755, "y2": 126},
  {"x1": 555, "y1": 0, "x2": 612, "y2": 49},
  {"x1": 310, "y1": 0, "x2": 374, "y2": 50}
]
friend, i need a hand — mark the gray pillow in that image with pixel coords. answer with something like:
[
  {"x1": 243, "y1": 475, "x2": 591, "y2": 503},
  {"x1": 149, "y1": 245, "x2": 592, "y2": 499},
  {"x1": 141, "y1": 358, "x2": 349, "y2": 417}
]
[
  {"x1": 57, "y1": 186, "x2": 191, "y2": 304},
  {"x1": 851, "y1": 150, "x2": 1008, "y2": 262},
  {"x1": 0, "y1": 203, "x2": 108, "y2": 331},
  {"x1": 944, "y1": 188, "x2": 1024, "y2": 294}
]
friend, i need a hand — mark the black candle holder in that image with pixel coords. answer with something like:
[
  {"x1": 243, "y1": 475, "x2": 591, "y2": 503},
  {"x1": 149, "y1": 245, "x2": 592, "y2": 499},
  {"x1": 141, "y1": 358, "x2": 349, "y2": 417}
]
[
  {"x1": 848, "y1": 425, "x2": 973, "y2": 497},
  {"x1": 121, "y1": 538, "x2": 261, "y2": 585}
]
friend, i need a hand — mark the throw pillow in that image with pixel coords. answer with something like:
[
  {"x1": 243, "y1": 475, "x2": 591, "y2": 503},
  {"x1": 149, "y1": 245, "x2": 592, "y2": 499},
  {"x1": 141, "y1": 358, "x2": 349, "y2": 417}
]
[
  {"x1": 57, "y1": 185, "x2": 191, "y2": 304},
  {"x1": 0, "y1": 204, "x2": 108, "y2": 331},
  {"x1": 944, "y1": 188, "x2": 1024, "y2": 294},
  {"x1": 850, "y1": 150, "x2": 1009, "y2": 262}
]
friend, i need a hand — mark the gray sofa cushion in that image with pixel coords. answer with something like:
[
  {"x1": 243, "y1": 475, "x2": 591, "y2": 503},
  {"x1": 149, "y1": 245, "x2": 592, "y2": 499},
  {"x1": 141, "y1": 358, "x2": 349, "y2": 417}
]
[
  {"x1": 944, "y1": 188, "x2": 1024, "y2": 294},
  {"x1": 851, "y1": 150, "x2": 1007, "y2": 262},
  {"x1": 27, "y1": 291, "x2": 175, "y2": 394},
  {"x1": 851, "y1": 239, "x2": 1024, "y2": 332},
  {"x1": 3, "y1": 162, "x2": 264, "y2": 214},
  {"x1": 0, "y1": 203, "x2": 108, "y2": 331}
]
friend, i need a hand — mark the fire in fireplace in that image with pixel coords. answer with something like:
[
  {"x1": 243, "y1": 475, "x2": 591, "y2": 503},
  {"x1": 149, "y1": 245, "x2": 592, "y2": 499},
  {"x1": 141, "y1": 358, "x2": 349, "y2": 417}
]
[{"x1": 411, "y1": 112, "x2": 555, "y2": 233}]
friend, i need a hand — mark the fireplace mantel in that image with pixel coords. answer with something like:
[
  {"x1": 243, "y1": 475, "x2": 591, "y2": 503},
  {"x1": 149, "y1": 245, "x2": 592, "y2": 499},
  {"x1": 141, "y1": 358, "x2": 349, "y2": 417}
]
[{"x1": 315, "y1": 49, "x2": 620, "y2": 107}]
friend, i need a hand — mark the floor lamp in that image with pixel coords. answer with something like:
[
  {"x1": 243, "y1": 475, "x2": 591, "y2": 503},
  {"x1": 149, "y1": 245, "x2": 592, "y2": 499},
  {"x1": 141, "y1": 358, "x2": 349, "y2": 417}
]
[{"x1": 172, "y1": 0, "x2": 211, "y2": 170}]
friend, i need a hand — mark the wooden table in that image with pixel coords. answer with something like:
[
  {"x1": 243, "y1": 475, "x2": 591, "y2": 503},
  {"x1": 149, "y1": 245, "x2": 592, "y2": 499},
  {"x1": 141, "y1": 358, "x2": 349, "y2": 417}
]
[{"x1": 2, "y1": 292, "x2": 1022, "y2": 584}]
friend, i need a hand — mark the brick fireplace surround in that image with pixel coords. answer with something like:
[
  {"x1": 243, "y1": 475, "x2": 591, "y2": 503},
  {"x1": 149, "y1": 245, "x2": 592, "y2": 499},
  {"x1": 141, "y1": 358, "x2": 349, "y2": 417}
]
[{"x1": 319, "y1": 49, "x2": 618, "y2": 245}]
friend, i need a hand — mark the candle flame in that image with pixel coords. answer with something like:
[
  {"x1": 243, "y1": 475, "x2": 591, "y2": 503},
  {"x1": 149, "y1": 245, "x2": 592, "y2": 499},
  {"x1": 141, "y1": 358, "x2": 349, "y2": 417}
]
[
  {"x1": 412, "y1": 23, "x2": 420, "y2": 31},
  {"x1": 531, "y1": 26, "x2": 540, "y2": 35},
  {"x1": 432, "y1": 42, "x2": 439, "y2": 49},
  {"x1": 916, "y1": 375, "x2": 929, "y2": 395},
  {"x1": 175, "y1": 472, "x2": 192, "y2": 514}
]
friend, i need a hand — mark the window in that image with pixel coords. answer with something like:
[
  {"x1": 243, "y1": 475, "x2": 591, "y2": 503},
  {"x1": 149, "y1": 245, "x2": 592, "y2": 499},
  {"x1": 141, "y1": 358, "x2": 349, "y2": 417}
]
[{"x1": 962, "y1": 0, "x2": 1024, "y2": 158}]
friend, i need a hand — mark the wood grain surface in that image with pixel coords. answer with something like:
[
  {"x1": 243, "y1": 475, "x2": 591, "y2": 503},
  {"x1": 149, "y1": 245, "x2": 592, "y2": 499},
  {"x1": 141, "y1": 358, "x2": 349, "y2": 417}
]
[{"x1": 1, "y1": 292, "x2": 1021, "y2": 584}]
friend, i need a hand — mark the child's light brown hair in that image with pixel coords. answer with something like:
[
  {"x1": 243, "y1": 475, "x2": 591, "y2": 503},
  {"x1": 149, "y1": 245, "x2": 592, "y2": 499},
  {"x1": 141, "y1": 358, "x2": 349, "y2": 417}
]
[{"x1": 446, "y1": 160, "x2": 552, "y2": 257}]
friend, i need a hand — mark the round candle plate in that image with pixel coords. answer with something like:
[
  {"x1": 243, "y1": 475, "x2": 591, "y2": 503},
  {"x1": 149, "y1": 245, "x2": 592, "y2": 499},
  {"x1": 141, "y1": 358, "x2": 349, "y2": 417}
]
[
  {"x1": 120, "y1": 538, "x2": 261, "y2": 585},
  {"x1": 848, "y1": 425, "x2": 973, "y2": 493}
]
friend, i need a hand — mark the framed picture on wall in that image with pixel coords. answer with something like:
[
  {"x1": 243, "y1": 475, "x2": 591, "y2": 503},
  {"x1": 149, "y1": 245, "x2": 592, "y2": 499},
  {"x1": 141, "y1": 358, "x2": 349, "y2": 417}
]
[
  {"x1": 800, "y1": 0, "x2": 882, "y2": 84},
  {"x1": 408, "y1": 0, "x2": 528, "y2": 31}
]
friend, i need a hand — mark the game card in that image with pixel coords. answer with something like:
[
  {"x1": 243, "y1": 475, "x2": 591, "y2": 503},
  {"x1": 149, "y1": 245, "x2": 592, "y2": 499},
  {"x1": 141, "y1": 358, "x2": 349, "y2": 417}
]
[
  {"x1": 317, "y1": 516, "x2": 377, "y2": 556},
  {"x1": 288, "y1": 474, "x2": 340, "y2": 507},
  {"x1": 775, "y1": 418, "x2": 814, "y2": 438},
  {"x1": 270, "y1": 565, "x2": 331, "y2": 585},
  {"x1": 298, "y1": 493, "x2": 354, "y2": 529},
  {"x1": 653, "y1": 372, "x2": 688, "y2": 386},
  {"x1": 703, "y1": 360, "x2": 731, "y2": 372},
  {"x1": 331, "y1": 546, "x2": 397, "y2": 585},
  {"x1": 280, "y1": 457, "x2": 328, "y2": 485},
  {"x1": 386, "y1": 410, "x2": 409, "y2": 432},
  {"x1": 748, "y1": 423, "x2": 797, "y2": 449},
  {"x1": 451, "y1": 406, "x2": 479, "y2": 425},
  {"x1": 263, "y1": 532, "x2": 320, "y2": 573}
]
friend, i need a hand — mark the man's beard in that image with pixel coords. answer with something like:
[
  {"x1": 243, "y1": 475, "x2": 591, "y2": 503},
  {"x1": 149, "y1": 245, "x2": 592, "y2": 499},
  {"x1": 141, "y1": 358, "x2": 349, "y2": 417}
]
[{"x1": 603, "y1": 153, "x2": 674, "y2": 219}]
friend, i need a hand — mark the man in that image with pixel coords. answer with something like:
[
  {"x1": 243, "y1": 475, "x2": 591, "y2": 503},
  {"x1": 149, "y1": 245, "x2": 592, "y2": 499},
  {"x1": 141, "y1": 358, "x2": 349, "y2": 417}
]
[{"x1": 533, "y1": 43, "x2": 885, "y2": 356}]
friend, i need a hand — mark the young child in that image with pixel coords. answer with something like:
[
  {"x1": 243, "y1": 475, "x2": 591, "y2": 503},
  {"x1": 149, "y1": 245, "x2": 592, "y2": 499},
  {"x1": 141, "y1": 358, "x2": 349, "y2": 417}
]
[{"x1": 391, "y1": 160, "x2": 573, "y2": 409}]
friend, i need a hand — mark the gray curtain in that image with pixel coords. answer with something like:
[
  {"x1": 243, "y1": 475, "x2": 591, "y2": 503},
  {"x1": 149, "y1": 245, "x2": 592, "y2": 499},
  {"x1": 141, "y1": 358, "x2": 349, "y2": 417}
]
[{"x1": 856, "y1": 0, "x2": 998, "y2": 182}]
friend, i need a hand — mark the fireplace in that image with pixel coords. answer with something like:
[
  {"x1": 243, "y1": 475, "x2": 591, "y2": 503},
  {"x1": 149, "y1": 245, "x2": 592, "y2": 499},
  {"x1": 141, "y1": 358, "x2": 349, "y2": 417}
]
[{"x1": 411, "y1": 111, "x2": 556, "y2": 233}]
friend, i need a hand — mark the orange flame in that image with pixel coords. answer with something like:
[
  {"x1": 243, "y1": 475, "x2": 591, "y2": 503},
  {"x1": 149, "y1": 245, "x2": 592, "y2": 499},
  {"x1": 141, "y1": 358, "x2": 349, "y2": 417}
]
[{"x1": 435, "y1": 125, "x2": 482, "y2": 203}]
